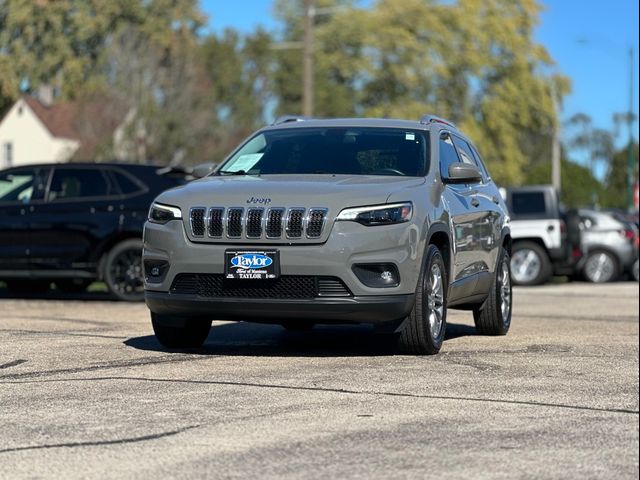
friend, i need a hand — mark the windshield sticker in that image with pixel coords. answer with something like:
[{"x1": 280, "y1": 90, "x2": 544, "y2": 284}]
[
  {"x1": 405, "y1": 133, "x2": 415, "y2": 141},
  {"x1": 230, "y1": 153, "x2": 263, "y2": 172}
]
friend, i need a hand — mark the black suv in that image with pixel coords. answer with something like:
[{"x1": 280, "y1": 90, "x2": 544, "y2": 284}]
[{"x1": 0, "y1": 163, "x2": 187, "y2": 300}]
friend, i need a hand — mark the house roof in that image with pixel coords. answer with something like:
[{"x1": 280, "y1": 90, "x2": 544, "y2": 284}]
[
  {"x1": 22, "y1": 95, "x2": 81, "y2": 140},
  {"x1": 18, "y1": 94, "x2": 130, "y2": 159}
]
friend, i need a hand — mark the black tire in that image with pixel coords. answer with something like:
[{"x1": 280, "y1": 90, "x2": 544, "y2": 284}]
[
  {"x1": 398, "y1": 244, "x2": 447, "y2": 355},
  {"x1": 151, "y1": 312, "x2": 211, "y2": 349},
  {"x1": 55, "y1": 278, "x2": 92, "y2": 294},
  {"x1": 632, "y1": 259, "x2": 639, "y2": 282},
  {"x1": 582, "y1": 250, "x2": 619, "y2": 283},
  {"x1": 6, "y1": 279, "x2": 50, "y2": 294},
  {"x1": 510, "y1": 241, "x2": 552, "y2": 286},
  {"x1": 104, "y1": 239, "x2": 144, "y2": 301},
  {"x1": 474, "y1": 247, "x2": 512, "y2": 336},
  {"x1": 282, "y1": 321, "x2": 315, "y2": 331}
]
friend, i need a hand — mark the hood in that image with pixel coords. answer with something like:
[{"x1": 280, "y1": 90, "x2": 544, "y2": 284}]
[{"x1": 157, "y1": 174, "x2": 426, "y2": 212}]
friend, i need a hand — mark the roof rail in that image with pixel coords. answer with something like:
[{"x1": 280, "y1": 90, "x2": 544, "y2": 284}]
[
  {"x1": 272, "y1": 115, "x2": 311, "y2": 126},
  {"x1": 419, "y1": 114, "x2": 457, "y2": 129}
]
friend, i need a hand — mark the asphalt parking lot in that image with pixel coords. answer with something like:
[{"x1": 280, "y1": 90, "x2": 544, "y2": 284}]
[{"x1": 0, "y1": 282, "x2": 638, "y2": 479}]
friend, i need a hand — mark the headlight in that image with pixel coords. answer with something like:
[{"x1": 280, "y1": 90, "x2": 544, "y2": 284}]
[
  {"x1": 148, "y1": 202, "x2": 182, "y2": 224},
  {"x1": 336, "y1": 202, "x2": 413, "y2": 226}
]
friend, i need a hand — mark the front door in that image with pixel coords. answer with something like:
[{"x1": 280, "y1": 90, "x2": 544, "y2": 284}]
[{"x1": 0, "y1": 167, "x2": 48, "y2": 272}]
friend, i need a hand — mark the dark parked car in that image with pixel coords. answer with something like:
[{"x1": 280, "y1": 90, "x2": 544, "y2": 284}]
[{"x1": 0, "y1": 162, "x2": 187, "y2": 300}]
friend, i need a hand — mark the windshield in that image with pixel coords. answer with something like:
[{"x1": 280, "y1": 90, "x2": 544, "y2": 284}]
[{"x1": 219, "y1": 127, "x2": 429, "y2": 176}]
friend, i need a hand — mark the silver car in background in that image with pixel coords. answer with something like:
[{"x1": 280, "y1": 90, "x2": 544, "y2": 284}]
[{"x1": 579, "y1": 209, "x2": 639, "y2": 283}]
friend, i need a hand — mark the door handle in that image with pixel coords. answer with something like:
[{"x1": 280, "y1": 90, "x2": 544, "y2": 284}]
[
  {"x1": 471, "y1": 198, "x2": 480, "y2": 208},
  {"x1": 492, "y1": 196, "x2": 500, "y2": 204}
]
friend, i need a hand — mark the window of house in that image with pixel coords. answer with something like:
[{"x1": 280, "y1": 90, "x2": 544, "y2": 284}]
[{"x1": 3, "y1": 142, "x2": 13, "y2": 168}]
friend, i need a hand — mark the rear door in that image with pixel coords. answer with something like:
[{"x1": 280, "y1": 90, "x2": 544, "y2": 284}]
[
  {"x1": 0, "y1": 167, "x2": 48, "y2": 271},
  {"x1": 29, "y1": 166, "x2": 121, "y2": 272}
]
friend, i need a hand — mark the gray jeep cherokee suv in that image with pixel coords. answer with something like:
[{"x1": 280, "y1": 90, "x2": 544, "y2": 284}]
[{"x1": 143, "y1": 115, "x2": 512, "y2": 354}]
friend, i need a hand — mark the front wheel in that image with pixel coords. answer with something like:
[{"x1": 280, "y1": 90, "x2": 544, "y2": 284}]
[
  {"x1": 104, "y1": 239, "x2": 144, "y2": 301},
  {"x1": 582, "y1": 250, "x2": 618, "y2": 283},
  {"x1": 398, "y1": 244, "x2": 447, "y2": 355},
  {"x1": 151, "y1": 312, "x2": 211, "y2": 349},
  {"x1": 474, "y1": 247, "x2": 512, "y2": 335}
]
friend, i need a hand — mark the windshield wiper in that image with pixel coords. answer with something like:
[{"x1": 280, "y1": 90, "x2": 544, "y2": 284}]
[{"x1": 217, "y1": 170, "x2": 247, "y2": 176}]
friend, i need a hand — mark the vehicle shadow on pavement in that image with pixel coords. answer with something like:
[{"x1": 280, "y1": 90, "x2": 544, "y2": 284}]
[{"x1": 124, "y1": 321, "x2": 477, "y2": 357}]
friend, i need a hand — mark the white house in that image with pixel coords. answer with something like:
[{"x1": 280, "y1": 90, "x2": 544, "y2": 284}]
[
  {"x1": 0, "y1": 95, "x2": 130, "y2": 169},
  {"x1": 0, "y1": 96, "x2": 81, "y2": 168}
]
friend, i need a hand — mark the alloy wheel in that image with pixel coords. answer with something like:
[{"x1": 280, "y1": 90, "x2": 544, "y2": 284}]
[
  {"x1": 109, "y1": 248, "x2": 144, "y2": 299},
  {"x1": 426, "y1": 263, "x2": 445, "y2": 339},
  {"x1": 500, "y1": 257, "x2": 512, "y2": 322},
  {"x1": 511, "y1": 249, "x2": 541, "y2": 284},
  {"x1": 584, "y1": 252, "x2": 615, "y2": 283}
]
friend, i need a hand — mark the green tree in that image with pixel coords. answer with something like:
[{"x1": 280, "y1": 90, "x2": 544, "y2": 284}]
[
  {"x1": 602, "y1": 142, "x2": 639, "y2": 209},
  {"x1": 525, "y1": 155, "x2": 604, "y2": 208},
  {"x1": 199, "y1": 28, "x2": 274, "y2": 162},
  {"x1": 270, "y1": 0, "x2": 569, "y2": 185}
]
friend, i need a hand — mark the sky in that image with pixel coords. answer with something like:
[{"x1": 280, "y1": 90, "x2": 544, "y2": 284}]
[{"x1": 200, "y1": 0, "x2": 640, "y2": 153}]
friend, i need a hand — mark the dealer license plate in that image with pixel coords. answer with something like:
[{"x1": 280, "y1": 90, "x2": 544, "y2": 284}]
[{"x1": 225, "y1": 250, "x2": 280, "y2": 280}]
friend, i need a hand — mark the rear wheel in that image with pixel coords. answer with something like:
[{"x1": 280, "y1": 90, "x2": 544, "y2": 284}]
[
  {"x1": 104, "y1": 239, "x2": 144, "y2": 301},
  {"x1": 151, "y1": 312, "x2": 211, "y2": 348},
  {"x1": 583, "y1": 250, "x2": 618, "y2": 283},
  {"x1": 474, "y1": 247, "x2": 512, "y2": 335},
  {"x1": 398, "y1": 244, "x2": 447, "y2": 355},
  {"x1": 510, "y1": 241, "x2": 552, "y2": 286}
]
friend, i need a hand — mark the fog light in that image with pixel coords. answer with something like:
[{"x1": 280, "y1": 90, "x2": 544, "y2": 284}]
[
  {"x1": 352, "y1": 263, "x2": 400, "y2": 288},
  {"x1": 143, "y1": 260, "x2": 169, "y2": 282},
  {"x1": 380, "y1": 271, "x2": 394, "y2": 282}
]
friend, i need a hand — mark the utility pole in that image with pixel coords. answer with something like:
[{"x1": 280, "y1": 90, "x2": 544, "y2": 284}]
[
  {"x1": 551, "y1": 82, "x2": 562, "y2": 193},
  {"x1": 627, "y1": 46, "x2": 636, "y2": 211},
  {"x1": 303, "y1": 0, "x2": 315, "y2": 117}
]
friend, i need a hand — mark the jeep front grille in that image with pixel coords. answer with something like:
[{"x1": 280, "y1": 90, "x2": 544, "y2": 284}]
[
  {"x1": 266, "y1": 208, "x2": 285, "y2": 238},
  {"x1": 207, "y1": 208, "x2": 224, "y2": 237},
  {"x1": 189, "y1": 206, "x2": 328, "y2": 240},
  {"x1": 170, "y1": 274, "x2": 351, "y2": 298},
  {"x1": 286, "y1": 208, "x2": 305, "y2": 238},
  {"x1": 227, "y1": 208, "x2": 244, "y2": 238},
  {"x1": 190, "y1": 207, "x2": 206, "y2": 236}
]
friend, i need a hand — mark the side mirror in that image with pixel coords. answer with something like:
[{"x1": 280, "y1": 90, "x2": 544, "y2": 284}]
[
  {"x1": 191, "y1": 162, "x2": 217, "y2": 179},
  {"x1": 445, "y1": 162, "x2": 483, "y2": 184}
]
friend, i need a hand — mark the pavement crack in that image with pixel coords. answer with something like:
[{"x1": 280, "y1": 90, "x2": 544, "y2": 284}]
[
  {"x1": 0, "y1": 425, "x2": 199, "y2": 455},
  {"x1": 4, "y1": 375, "x2": 638, "y2": 416},
  {"x1": 0, "y1": 359, "x2": 27, "y2": 370},
  {"x1": 0, "y1": 355, "x2": 208, "y2": 380}
]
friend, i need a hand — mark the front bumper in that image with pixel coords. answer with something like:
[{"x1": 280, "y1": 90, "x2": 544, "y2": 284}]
[{"x1": 145, "y1": 291, "x2": 415, "y2": 325}]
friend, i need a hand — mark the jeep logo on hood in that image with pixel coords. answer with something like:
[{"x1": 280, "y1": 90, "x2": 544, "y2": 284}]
[{"x1": 246, "y1": 196, "x2": 271, "y2": 205}]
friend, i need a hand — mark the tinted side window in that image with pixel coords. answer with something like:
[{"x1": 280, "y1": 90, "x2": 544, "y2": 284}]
[
  {"x1": 511, "y1": 192, "x2": 547, "y2": 215},
  {"x1": 0, "y1": 169, "x2": 36, "y2": 203},
  {"x1": 469, "y1": 145, "x2": 490, "y2": 179},
  {"x1": 48, "y1": 169, "x2": 110, "y2": 201},
  {"x1": 112, "y1": 170, "x2": 144, "y2": 194},
  {"x1": 439, "y1": 133, "x2": 461, "y2": 179},
  {"x1": 452, "y1": 136, "x2": 477, "y2": 166}
]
